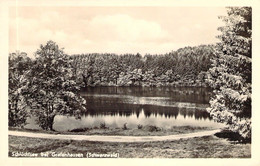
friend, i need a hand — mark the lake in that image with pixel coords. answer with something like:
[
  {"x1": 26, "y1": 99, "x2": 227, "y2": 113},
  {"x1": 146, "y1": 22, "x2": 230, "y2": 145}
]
[{"x1": 25, "y1": 86, "x2": 225, "y2": 131}]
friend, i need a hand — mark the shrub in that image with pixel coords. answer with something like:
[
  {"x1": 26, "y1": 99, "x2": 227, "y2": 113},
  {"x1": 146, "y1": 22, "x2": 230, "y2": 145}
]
[
  {"x1": 100, "y1": 122, "x2": 107, "y2": 129},
  {"x1": 148, "y1": 125, "x2": 161, "y2": 132},
  {"x1": 137, "y1": 124, "x2": 143, "y2": 129},
  {"x1": 122, "y1": 123, "x2": 128, "y2": 130},
  {"x1": 70, "y1": 127, "x2": 89, "y2": 132}
]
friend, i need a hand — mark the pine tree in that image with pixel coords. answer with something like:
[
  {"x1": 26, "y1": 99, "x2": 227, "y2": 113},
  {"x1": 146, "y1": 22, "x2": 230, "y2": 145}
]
[{"x1": 207, "y1": 7, "x2": 251, "y2": 138}]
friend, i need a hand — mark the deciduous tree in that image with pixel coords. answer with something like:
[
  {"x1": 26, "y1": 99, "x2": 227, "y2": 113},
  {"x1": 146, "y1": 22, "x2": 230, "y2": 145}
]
[
  {"x1": 8, "y1": 52, "x2": 31, "y2": 127},
  {"x1": 27, "y1": 41, "x2": 87, "y2": 131}
]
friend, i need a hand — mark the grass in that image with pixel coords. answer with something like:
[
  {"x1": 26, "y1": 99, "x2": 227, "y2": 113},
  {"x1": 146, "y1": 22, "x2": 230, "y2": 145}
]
[
  {"x1": 8, "y1": 134, "x2": 251, "y2": 158},
  {"x1": 8, "y1": 125, "x2": 251, "y2": 158},
  {"x1": 9, "y1": 125, "x2": 216, "y2": 136}
]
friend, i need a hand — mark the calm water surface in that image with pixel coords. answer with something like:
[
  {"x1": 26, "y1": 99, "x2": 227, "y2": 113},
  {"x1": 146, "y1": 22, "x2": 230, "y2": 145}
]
[{"x1": 26, "y1": 87, "x2": 225, "y2": 131}]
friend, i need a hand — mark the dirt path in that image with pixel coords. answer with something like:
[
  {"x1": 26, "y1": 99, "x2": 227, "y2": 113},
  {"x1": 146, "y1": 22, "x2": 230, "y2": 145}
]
[{"x1": 8, "y1": 129, "x2": 221, "y2": 142}]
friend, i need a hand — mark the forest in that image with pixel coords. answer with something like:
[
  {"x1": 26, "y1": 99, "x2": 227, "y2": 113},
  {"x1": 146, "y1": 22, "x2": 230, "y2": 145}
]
[{"x1": 70, "y1": 45, "x2": 214, "y2": 87}]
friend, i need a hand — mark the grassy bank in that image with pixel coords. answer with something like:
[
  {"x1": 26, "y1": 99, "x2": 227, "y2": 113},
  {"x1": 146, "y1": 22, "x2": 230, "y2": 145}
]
[
  {"x1": 9, "y1": 125, "x2": 216, "y2": 136},
  {"x1": 9, "y1": 134, "x2": 250, "y2": 158}
]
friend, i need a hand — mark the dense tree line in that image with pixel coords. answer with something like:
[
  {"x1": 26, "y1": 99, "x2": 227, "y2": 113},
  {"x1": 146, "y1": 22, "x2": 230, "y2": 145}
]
[{"x1": 71, "y1": 45, "x2": 214, "y2": 87}]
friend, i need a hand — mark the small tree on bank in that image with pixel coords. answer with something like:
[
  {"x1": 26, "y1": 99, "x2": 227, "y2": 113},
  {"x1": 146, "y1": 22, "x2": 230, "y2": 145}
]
[
  {"x1": 207, "y1": 7, "x2": 251, "y2": 138},
  {"x1": 8, "y1": 52, "x2": 32, "y2": 127},
  {"x1": 27, "y1": 41, "x2": 87, "y2": 131}
]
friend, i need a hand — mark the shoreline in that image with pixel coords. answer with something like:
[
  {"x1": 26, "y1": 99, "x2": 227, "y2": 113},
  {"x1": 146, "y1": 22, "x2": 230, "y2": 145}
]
[
  {"x1": 8, "y1": 129, "x2": 221, "y2": 142},
  {"x1": 9, "y1": 125, "x2": 219, "y2": 137}
]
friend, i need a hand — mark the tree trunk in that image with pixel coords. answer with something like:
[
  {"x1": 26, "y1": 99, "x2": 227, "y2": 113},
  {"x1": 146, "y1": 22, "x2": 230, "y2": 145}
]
[{"x1": 47, "y1": 115, "x2": 55, "y2": 131}]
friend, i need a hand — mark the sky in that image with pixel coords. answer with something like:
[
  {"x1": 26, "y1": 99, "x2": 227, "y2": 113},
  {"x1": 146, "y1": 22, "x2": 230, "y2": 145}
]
[{"x1": 9, "y1": 7, "x2": 227, "y2": 57}]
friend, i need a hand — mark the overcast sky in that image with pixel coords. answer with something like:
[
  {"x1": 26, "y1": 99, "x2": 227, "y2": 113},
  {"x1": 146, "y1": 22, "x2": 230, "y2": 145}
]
[{"x1": 9, "y1": 7, "x2": 227, "y2": 57}]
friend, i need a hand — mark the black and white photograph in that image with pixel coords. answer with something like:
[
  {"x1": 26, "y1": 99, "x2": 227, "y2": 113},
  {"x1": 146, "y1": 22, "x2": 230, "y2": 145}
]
[{"x1": 1, "y1": 0, "x2": 260, "y2": 165}]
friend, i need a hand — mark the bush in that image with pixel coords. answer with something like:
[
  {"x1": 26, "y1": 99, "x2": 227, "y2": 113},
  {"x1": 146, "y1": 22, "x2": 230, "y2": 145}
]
[
  {"x1": 122, "y1": 123, "x2": 128, "y2": 130},
  {"x1": 70, "y1": 127, "x2": 89, "y2": 132},
  {"x1": 137, "y1": 124, "x2": 143, "y2": 129},
  {"x1": 148, "y1": 125, "x2": 161, "y2": 132},
  {"x1": 100, "y1": 122, "x2": 108, "y2": 129},
  {"x1": 214, "y1": 129, "x2": 251, "y2": 144}
]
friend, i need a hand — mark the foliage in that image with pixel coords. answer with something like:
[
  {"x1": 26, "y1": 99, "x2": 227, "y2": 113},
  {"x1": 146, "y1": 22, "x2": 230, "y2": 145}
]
[
  {"x1": 122, "y1": 123, "x2": 128, "y2": 130},
  {"x1": 71, "y1": 45, "x2": 214, "y2": 87},
  {"x1": 26, "y1": 41, "x2": 87, "y2": 130},
  {"x1": 8, "y1": 52, "x2": 32, "y2": 127},
  {"x1": 100, "y1": 122, "x2": 107, "y2": 129},
  {"x1": 147, "y1": 125, "x2": 161, "y2": 132},
  {"x1": 9, "y1": 43, "x2": 214, "y2": 130},
  {"x1": 137, "y1": 124, "x2": 143, "y2": 129},
  {"x1": 207, "y1": 7, "x2": 252, "y2": 138}
]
